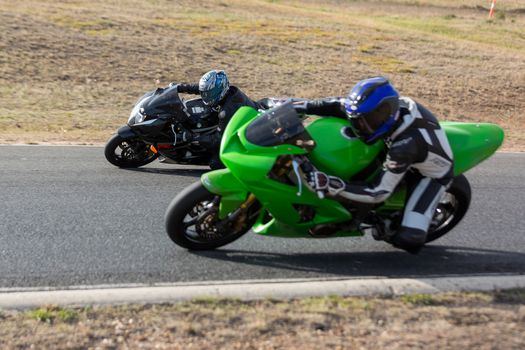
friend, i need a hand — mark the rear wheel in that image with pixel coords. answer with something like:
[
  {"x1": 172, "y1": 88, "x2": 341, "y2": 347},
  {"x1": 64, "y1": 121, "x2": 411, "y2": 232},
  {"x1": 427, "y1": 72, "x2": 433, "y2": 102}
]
[
  {"x1": 425, "y1": 174, "x2": 471, "y2": 243},
  {"x1": 104, "y1": 134, "x2": 157, "y2": 168},
  {"x1": 165, "y1": 182, "x2": 259, "y2": 250}
]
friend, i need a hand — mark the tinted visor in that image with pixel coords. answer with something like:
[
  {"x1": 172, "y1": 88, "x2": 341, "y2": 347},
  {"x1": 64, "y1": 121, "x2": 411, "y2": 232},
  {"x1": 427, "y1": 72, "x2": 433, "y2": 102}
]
[
  {"x1": 349, "y1": 103, "x2": 392, "y2": 136},
  {"x1": 200, "y1": 89, "x2": 219, "y2": 106},
  {"x1": 349, "y1": 116, "x2": 373, "y2": 136}
]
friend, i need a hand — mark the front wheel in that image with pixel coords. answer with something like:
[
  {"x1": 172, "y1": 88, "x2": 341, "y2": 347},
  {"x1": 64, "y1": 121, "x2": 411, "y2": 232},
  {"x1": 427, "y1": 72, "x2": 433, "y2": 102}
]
[
  {"x1": 104, "y1": 134, "x2": 157, "y2": 168},
  {"x1": 425, "y1": 174, "x2": 471, "y2": 243},
  {"x1": 165, "y1": 182, "x2": 259, "y2": 250}
]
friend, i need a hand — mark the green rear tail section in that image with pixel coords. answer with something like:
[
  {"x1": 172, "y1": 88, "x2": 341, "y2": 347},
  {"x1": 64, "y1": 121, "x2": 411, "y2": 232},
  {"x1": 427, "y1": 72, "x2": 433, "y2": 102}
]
[
  {"x1": 202, "y1": 107, "x2": 504, "y2": 238},
  {"x1": 442, "y1": 122, "x2": 505, "y2": 175}
]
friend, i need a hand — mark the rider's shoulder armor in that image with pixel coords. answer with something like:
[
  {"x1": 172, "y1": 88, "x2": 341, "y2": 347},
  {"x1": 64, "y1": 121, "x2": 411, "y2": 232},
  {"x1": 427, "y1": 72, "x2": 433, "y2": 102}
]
[
  {"x1": 219, "y1": 86, "x2": 259, "y2": 120},
  {"x1": 392, "y1": 96, "x2": 454, "y2": 180}
]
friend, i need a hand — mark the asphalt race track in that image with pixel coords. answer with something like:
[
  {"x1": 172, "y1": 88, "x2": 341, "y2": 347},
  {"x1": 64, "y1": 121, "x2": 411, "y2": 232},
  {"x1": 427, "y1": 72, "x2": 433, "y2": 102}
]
[{"x1": 1, "y1": 145, "x2": 524, "y2": 290}]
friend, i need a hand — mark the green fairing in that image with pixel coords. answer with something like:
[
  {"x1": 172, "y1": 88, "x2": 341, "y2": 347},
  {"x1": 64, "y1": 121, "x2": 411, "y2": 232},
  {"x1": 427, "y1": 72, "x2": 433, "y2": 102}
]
[
  {"x1": 441, "y1": 122, "x2": 505, "y2": 176},
  {"x1": 306, "y1": 117, "x2": 384, "y2": 179},
  {"x1": 201, "y1": 107, "x2": 504, "y2": 238},
  {"x1": 201, "y1": 169, "x2": 248, "y2": 220}
]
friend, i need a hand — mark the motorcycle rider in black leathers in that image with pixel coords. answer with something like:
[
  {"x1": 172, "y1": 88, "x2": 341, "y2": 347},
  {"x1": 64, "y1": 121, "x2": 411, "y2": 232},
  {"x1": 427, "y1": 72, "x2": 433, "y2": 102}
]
[
  {"x1": 174, "y1": 70, "x2": 260, "y2": 168},
  {"x1": 293, "y1": 77, "x2": 454, "y2": 254}
]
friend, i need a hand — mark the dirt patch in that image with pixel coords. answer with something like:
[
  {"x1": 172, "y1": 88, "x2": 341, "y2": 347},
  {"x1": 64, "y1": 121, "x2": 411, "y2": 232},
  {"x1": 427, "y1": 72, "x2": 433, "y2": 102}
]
[
  {"x1": 0, "y1": 0, "x2": 524, "y2": 149},
  {"x1": 1, "y1": 290, "x2": 524, "y2": 349}
]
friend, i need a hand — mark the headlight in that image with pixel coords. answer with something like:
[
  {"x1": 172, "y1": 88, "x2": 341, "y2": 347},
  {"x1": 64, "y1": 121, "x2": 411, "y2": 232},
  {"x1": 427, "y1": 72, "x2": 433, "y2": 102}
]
[{"x1": 128, "y1": 98, "x2": 149, "y2": 124}]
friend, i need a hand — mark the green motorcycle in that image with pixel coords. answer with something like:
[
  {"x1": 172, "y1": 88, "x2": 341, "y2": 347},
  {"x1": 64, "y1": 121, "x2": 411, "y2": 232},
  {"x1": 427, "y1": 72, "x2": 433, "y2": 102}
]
[{"x1": 164, "y1": 102, "x2": 504, "y2": 250}]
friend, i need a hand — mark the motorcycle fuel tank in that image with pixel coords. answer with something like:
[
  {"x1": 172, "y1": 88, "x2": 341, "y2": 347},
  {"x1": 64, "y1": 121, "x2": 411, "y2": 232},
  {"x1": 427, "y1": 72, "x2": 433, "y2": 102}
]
[{"x1": 306, "y1": 117, "x2": 384, "y2": 180}]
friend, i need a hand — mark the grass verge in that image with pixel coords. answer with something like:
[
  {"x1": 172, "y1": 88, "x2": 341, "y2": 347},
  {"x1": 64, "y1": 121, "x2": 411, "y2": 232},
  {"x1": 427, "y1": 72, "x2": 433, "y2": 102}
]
[
  {"x1": 1, "y1": 289, "x2": 524, "y2": 349},
  {"x1": 0, "y1": 0, "x2": 524, "y2": 149}
]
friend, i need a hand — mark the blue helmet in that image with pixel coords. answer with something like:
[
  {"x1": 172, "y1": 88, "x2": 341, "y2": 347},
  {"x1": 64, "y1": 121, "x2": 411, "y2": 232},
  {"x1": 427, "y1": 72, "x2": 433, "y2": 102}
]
[
  {"x1": 344, "y1": 77, "x2": 400, "y2": 144},
  {"x1": 198, "y1": 70, "x2": 230, "y2": 107}
]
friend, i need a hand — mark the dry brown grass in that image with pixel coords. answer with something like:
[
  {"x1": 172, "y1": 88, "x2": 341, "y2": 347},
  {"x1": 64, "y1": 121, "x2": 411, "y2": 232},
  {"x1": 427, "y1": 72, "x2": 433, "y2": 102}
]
[
  {"x1": 1, "y1": 290, "x2": 524, "y2": 349},
  {"x1": 1, "y1": 0, "x2": 524, "y2": 149}
]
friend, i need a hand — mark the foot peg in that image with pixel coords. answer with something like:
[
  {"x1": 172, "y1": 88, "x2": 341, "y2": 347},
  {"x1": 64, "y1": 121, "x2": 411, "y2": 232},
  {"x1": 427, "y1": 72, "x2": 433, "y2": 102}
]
[{"x1": 360, "y1": 218, "x2": 394, "y2": 242}]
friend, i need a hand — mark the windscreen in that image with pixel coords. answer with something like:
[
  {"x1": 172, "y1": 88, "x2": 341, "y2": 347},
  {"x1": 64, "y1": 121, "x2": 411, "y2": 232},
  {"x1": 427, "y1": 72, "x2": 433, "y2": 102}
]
[
  {"x1": 142, "y1": 85, "x2": 185, "y2": 120},
  {"x1": 245, "y1": 101, "x2": 308, "y2": 147}
]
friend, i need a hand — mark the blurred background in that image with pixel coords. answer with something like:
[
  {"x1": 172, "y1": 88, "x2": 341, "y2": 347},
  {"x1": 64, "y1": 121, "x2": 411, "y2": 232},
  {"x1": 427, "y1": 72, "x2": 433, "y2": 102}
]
[{"x1": 1, "y1": 0, "x2": 523, "y2": 148}]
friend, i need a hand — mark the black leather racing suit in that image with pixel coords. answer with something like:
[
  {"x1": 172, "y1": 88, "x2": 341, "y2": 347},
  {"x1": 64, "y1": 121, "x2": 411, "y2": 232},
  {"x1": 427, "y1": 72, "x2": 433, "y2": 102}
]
[
  {"x1": 176, "y1": 83, "x2": 260, "y2": 151},
  {"x1": 295, "y1": 97, "x2": 454, "y2": 248}
]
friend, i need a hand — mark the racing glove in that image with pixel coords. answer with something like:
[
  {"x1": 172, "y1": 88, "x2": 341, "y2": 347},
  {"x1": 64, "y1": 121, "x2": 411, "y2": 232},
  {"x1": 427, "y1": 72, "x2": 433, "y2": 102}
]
[{"x1": 308, "y1": 171, "x2": 346, "y2": 198}]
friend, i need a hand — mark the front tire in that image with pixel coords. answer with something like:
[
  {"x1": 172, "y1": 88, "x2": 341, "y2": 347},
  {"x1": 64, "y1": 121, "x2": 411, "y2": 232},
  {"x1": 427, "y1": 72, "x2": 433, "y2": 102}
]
[
  {"x1": 165, "y1": 182, "x2": 258, "y2": 250},
  {"x1": 104, "y1": 134, "x2": 157, "y2": 168},
  {"x1": 425, "y1": 174, "x2": 471, "y2": 243}
]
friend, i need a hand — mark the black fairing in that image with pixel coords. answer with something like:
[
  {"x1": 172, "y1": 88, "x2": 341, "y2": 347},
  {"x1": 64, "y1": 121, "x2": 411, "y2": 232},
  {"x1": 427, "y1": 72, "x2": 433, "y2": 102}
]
[
  {"x1": 117, "y1": 86, "x2": 221, "y2": 166},
  {"x1": 117, "y1": 125, "x2": 137, "y2": 139},
  {"x1": 132, "y1": 118, "x2": 169, "y2": 138},
  {"x1": 183, "y1": 98, "x2": 217, "y2": 129},
  {"x1": 142, "y1": 85, "x2": 187, "y2": 121}
]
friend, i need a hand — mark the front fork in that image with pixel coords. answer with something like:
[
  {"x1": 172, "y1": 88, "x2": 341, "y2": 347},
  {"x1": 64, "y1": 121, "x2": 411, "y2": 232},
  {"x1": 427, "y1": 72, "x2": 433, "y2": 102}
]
[{"x1": 210, "y1": 193, "x2": 259, "y2": 233}]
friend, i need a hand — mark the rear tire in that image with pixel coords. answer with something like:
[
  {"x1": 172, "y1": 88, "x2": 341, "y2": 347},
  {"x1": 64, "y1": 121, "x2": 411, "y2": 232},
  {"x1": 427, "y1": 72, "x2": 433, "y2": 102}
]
[
  {"x1": 425, "y1": 174, "x2": 471, "y2": 243},
  {"x1": 104, "y1": 134, "x2": 157, "y2": 168},
  {"x1": 165, "y1": 182, "x2": 258, "y2": 250}
]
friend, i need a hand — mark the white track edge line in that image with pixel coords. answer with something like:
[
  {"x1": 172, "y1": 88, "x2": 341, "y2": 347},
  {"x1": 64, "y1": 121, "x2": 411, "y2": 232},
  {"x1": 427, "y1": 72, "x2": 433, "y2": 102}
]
[{"x1": 1, "y1": 275, "x2": 524, "y2": 310}]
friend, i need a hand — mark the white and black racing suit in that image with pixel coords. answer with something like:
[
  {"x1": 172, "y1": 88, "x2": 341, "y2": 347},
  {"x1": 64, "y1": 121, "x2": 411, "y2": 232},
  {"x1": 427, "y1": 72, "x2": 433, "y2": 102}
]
[{"x1": 295, "y1": 96, "x2": 454, "y2": 247}]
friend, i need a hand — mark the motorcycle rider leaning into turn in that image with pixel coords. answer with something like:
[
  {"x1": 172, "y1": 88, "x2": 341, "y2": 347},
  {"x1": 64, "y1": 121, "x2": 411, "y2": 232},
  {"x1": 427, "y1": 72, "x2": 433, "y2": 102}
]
[
  {"x1": 293, "y1": 76, "x2": 454, "y2": 254},
  {"x1": 173, "y1": 70, "x2": 260, "y2": 169}
]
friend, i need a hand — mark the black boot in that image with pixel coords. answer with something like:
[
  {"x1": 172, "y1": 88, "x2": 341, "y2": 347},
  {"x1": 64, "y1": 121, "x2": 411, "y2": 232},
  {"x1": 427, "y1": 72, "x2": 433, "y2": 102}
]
[{"x1": 391, "y1": 227, "x2": 426, "y2": 255}]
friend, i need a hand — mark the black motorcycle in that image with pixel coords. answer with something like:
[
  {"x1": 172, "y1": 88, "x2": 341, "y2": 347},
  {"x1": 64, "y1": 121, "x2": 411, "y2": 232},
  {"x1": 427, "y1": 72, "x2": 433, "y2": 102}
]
[
  {"x1": 104, "y1": 85, "x2": 297, "y2": 170},
  {"x1": 104, "y1": 84, "x2": 221, "y2": 169}
]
